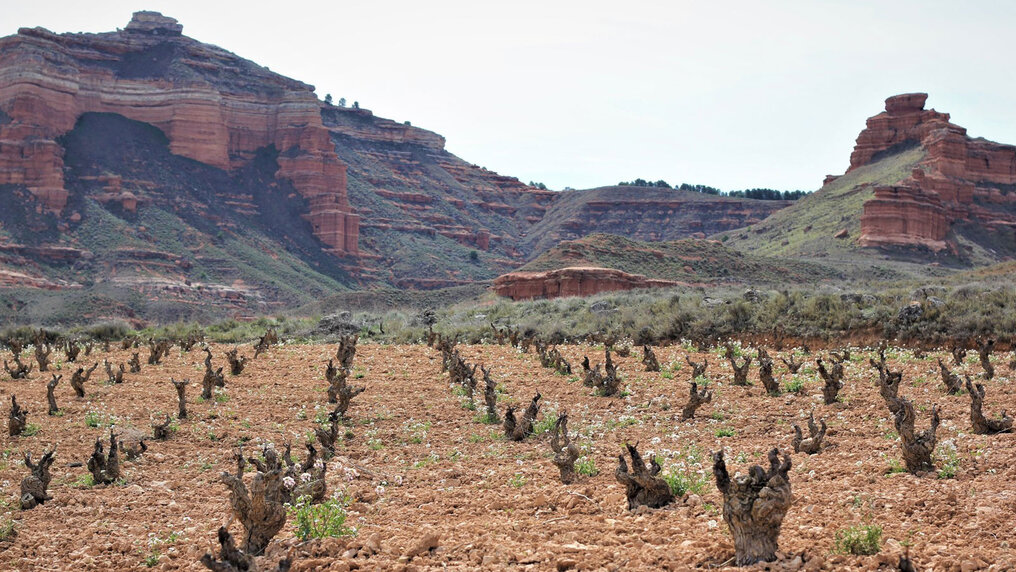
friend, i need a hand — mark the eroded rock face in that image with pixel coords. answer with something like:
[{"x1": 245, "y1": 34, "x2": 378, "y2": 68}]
[
  {"x1": 859, "y1": 185, "x2": 949, "y2": 251},
  {"x1": 852, "y1": 93, "x2": 1016, "y2": 251},
  {"x1": 0, "y1": 11, "x2": 358, "y2": 254},
  {"x1": 492, "y1": 267, "x2": 678, "y2": 301}
]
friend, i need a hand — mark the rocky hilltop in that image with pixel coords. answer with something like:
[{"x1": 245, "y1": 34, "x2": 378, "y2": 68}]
[
  {"x1": 850, "y1": 93, "x2": 1016, "y2": 254},
  {"x1": 725, "y1": 93, "x2": 1016, "y2": 270}
]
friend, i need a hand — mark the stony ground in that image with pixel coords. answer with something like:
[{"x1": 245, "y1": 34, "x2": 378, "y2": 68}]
[{"x1": 1, "y1": 341, "x2": 1014, "y2": 571}]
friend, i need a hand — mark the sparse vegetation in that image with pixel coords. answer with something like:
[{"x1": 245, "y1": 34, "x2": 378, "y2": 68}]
[{"x1": 834, "y1": 524, "x2": 883, "y2": 555}]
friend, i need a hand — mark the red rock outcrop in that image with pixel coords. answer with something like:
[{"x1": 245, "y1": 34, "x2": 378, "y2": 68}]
[
  {"x1": 859, "y1": 185, "x2": 949, "y2": 251},
  {"x1": 852, "y1": 93, "x2": 1016, "y2": 250},
  {"x1": 0, "y1": 11, "x2": 358, "y2": 254},
  {"x1": 492, "y1": 266, "x2": 679, "y2": 301}
]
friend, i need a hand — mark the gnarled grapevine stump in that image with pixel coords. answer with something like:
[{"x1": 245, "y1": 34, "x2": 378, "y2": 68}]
[
  {"x1": 615, "y1": 443, "x2": 673, "y2": 510},
  {"x1": 965, "y1": 375, "x2": 1012, "y2": 434},
  {"x1": 104, "y1": 360, "x2": 124, "y2": 384},
  {"x1": 87, "y1": 431, "x2": 121, "y2": 484},
  {"x1": 153, "y1": 414, "x2": 174, "y2": 441},
  {"x1": 4, "y1": 355, "x2": 33, "y2": 379},
  {"x1": 937, "y1": 359, "x2": 962, "y2": 395},
  {"x1": 480, "y1": 365, "x2": 499, "y2": 423},
  {"x1": 780, "y1": 355, "x2": 803, "y2": 374},
  {"x1": 70, "y1": 362, "x2": 99, "y2": 398},
  {"x1": 757, "y1": 348, "x2": 778, "y2": 395},
  {"x1": 326, "y1": 360, "x2": 365, "y2": 418},
  {"x1": 200, "y1": 526, "x2": 293, "y2": 572},
  {"x1": 172, "y1": 378, "x2": 189, "y2": 419},
  {"x1": 147, "y1": 339, "x2": 171, "y2": 365},
  {"x1": 203, "y1": 361, "x2": 225, "y2": 400},
  {"x1": 713, "y1": 448, "x2": 792, "y2": 566},
  {"x1": 792, "y1": 411, "x2": 827, "y2": 454},
  {"x1": 220, "y1": 446, "x2": 288, "y2": 555},
  {"x1": 686, "y1": 356, "x2": 708, "y2": 379},
  {"x1": 65, "y1": 340, "x2": 81, "y2": 363},
  {"x1": 549, "y1": 412, "x2": 580, "y2": 484},
  {"x1": 504, "y1": 392, "x2": 541, "y2": 441},
  {"x1": 977, "y1": 338, "x2": 995, "y2": 380},
  {"x1": 314, "y1": 406, "x2": 342, "y2": 459},
  {"x1": 46, "y1": 374, "x2": 61, "y2": 415},
  {"x1": 681, "y1": 381, "x2": 713, "y2": 421},
  {"x1": 9, "y1": 395, "x2": 27, "y2": 436},
  {"x1": 642, "y1": 345, "x2": 660, "y2": 372},
  {"x1": 950, "y1": 344, "x2": 967, "y2": 366},
  {"x1": 891, "y1": 397, "x2": 939, "y2": 474},
  {"x1": 871, "y1": 352, "x2": 902, "y2": 412},
  {"x1": 583, "y1": 363, "x2": 602, "y2": 388},
  {"x1": 35, "y1": 342, "x2": 52, "y2": 371},
  {"x1": 817, "y1": 358, "x2": 844, "y2": 405},
  {"x1": 725, "y1": 345, "x2": 752, "y2": 386},
  {"x1": 20, "y1": 450, "x2": 56, "y2": 509},
  {"x1": 128, "y1": 352, "x2": 142, "y2": 373},
  {"x1": 226, "y1": 348, "x2": 248, "y2": 375},
  {"x1": 598, "y1": 350, "x2": 621, "y2": 397}
]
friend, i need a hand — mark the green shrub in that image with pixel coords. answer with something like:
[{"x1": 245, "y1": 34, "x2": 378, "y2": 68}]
[
  {"x1": 532, "y1": 409, "x2": 558, "y2": 434},
  {"x1": 0, "y1": 518, "x2": 16, "y2": 542},
  {"x1": 783, "y1": 377, "x2": 806, "y2": 393},
  {"x1": 575, "y1": 456, "x2": 599, "y2": 477},
  {"x1": 289, "y1": 494, "x2": 355, "y2": 541},
  {"x1": 84, "y1": 320, "x2": 132, "y2": 341},
  {"x1": 660, "y1": 466, "x2": 709, "y2": 497},
  {"x1": 834, "y1": 524, "x2": 882, "y2": 555}
]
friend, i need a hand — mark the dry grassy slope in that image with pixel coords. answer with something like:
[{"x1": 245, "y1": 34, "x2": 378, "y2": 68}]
[
  {"x1": 722, "y1": 147, "x2": 926, "y2": 260},
  {"x1": 517, "y1": 233, "x2": 842, "y2": 285},
  {"x1": 523, "y1": 186, "x2": 790, "y2": 256}
]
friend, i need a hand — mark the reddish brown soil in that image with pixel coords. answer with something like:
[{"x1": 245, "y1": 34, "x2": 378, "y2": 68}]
[{"x1": 1, "y1": 343, "x2": 1014, "y2": 571}]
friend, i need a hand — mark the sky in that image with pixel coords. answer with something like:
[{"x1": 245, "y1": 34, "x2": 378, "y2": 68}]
[{"x1": 4, "y1": 0, "x2": 1015, "y2": 192}]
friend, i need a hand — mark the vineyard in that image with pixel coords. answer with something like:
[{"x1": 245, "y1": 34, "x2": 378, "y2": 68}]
[{"x1": 1, "y1": 331, "x2": 1014, "y2": 571}]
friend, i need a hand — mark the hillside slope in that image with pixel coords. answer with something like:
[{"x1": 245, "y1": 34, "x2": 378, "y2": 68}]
[
  {"x1": 0, "y1": 113, "x2": 354, "y2": 324},
  {"x1": 523, "y1": 186, "x2": 790, "y2": 255},
  {"x1": 0, "y1": 11, "x2": 785, "y2": 322},
  {"x1": 723, "y1": 147, "x2": 926, "y2": 260},
  {"x1": 726, "y1": 93, "x2": 1016, "y2": 271},
  {"x1": 516, "y1": 233, "x2": 841, "y2": 285}
]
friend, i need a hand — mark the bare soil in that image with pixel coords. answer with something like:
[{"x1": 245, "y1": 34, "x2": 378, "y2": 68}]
[{"x1": 1, "y1": 343, "x2": 1014, "y2": 571}]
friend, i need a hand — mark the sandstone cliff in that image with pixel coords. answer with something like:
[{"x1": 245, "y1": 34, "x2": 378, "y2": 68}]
[
  {"x1": 0, "y1": 12, "x2": 793, "y2": 321},
  {"x1": 853, "y1": 93, "x2": 1016, "y2": 252},
  {"x1": 0, "y1": 11, "x2": 358, "y2": 255},
  {"x1": 726, "y1": 93, "x2": 1016, "y2": 270},
  {"x1": 493, "y1": 267, "x2": 679, "y2": 301}
]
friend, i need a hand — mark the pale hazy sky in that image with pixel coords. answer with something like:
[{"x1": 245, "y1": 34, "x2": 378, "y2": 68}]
[{"x1": 4, "y1": 1, "x2": 1015, "y2": 192}]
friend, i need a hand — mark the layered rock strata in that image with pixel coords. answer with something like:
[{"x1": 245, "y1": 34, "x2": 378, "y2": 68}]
[
  {"x1": 492, "y1": 266, "x2": 678, "y2": 301},
  {"x1": 853, "y1": 93, "x2": 1016, "y2": 250},
  {"x1": 0, "y1": 11, "x2": 358, "y2": 254}
]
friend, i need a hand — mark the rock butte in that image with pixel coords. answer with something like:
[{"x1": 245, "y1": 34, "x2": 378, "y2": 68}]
[
  {"x1": 0, "y1": 11, "x2": 358, "y2": 254},
  {"x1": 492, "y1": 266, "x2": 679, "y2": 301},
  {"x1": 849, "y1": 93, "x2": 1016, "y2": 251}
]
